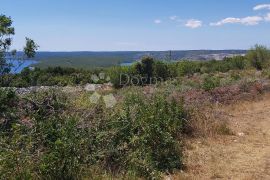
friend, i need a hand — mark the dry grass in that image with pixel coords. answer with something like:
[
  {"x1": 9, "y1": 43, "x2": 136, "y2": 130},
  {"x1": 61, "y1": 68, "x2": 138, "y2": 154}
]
[
  {"x1": 173, "y1": 93, "x2": 270, "y2": 180},
  {"x1": 186, "y1": 105, "x2": 232, "y2": 138}
]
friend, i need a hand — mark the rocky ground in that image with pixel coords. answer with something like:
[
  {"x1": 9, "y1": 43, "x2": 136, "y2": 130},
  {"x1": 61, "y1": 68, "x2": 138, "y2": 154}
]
[{"x1": 1, "y1": 83, "x2": 114, "y2": 95}]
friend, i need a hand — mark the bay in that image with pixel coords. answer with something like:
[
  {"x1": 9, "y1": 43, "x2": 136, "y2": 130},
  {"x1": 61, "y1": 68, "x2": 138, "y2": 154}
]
[{"x1": 8, "y1": 59, "x2": 38, "y2": 73}]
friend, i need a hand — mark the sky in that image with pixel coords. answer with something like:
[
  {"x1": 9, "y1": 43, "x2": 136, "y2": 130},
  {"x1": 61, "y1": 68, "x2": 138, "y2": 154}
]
[{"x1": 1, "y1": 0, "x2": 270, "y2": 51}]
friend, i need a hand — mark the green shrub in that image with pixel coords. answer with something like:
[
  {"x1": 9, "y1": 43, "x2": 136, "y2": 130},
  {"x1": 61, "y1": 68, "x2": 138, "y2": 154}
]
[
  {"x1": 0, "y1": 124, "x2": 34, "y2": 179},
  {"x1": 0, "y1": 89, "x2": 17, "y2": 114},
  {"x1": 154, "y1": 61, "x2": 170, "y2": 81},
  {"x1": 229, "y1": 56, "x2": 246, "y2": 70},
  {"x1": 202, "y1": 75, "x2": 221, "y2": 91},
  {"x1": 0, "y1": 90, "x2": 33, "y2": 179},
  {"x1": 0, "y1": 89, "x2": 189, "y2": 179},
  {"x1": 2, "y1": 66, "x2": 103, "y2": 87},
  {"x1": 177, "y1": 61, "x2": 201, "y2": 76},
  {"x1": 37, "y1": 116, "x2": 87, "y2": 180},
  {"x1": 0, "y1": 90, "x2": 89, "y2": 179},
  {"x1": 202, "y1": 60, "x2": 231, "y2": 73},
  {"x1": 230, "y1": 72, "x2": 241, "y2": 81},
  {"x1": 93, "y1": 93, "x2": 187, "y2": 178},
  {"x1": 0, "y1": 89, "x2": 18, "y2": 131},
  {"x1": 247, "y1": 44, "x2": 270, "y2": 70},
  {"x1": 107, "y1": 66, "x2": 136, "y2": 88}
]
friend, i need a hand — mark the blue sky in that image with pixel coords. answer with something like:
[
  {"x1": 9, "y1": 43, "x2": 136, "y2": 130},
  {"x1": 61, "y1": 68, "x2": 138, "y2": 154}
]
[{"x1": 1, "y1": 0, "x2": 270, "y2": 51}]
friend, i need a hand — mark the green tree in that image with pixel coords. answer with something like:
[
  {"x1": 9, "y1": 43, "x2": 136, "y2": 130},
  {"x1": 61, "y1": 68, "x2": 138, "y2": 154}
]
[
  {"x1": 247, "y1": 44, "x2": 270, "y2": 70},
  {"x1": 154, "y1": 61, "x2": 170, "y2": 80},
  {"x1": 0, "y1": 14, "x2": 38, "y2": 79},
  {"x1": 0, "y1": 15, "x2": 14, "y2": 76},
  {"x1": 134, "y1": 56, "x2": 155, "y2": 84},
  {"x1": 141, "y1": 56, "x2": 154, "y2": 79}
]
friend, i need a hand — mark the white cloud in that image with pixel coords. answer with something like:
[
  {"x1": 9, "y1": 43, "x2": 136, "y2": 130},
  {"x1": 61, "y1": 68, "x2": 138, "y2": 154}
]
[
  {"x1": 210, "y1": 16, "x2": 263, "y2": 26},
  {"x1": 154, "y1": 19, "x2": 162, "y2": 24},
  {"x1": 210, "y1": 17, "x2": 241, "y2": 26},
  {"x1": 170, "y1": 16, "x2": 178, "y2": 20},
  {"x1": 185, "y1": 19, "x2": 202, "y2": 29},
  {"x1": 265, "y1": 13, "x2": 270, "y2": 21},
  {"x1": 241, "y1": 16, "x2": 263, "y2": 25},
  {"x1": 253, "y1": 4, "x2": 270, "y2": 10}
]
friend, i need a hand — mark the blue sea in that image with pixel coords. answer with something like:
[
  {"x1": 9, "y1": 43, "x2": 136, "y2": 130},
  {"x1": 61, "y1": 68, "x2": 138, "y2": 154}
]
[{"x1": 8, "y1": 60, "x2": 37, "y2": 73}]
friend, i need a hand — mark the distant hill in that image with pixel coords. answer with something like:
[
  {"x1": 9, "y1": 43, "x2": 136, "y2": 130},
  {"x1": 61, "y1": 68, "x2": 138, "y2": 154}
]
[{"x1": 33, "y1": 50, "x2": 247, "y2": 68}]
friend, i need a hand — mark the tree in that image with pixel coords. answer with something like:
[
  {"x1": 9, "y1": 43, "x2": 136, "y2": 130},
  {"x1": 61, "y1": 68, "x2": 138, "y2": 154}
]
[
  {"x1": 134, "y1": 56, "x2": 155, "y2": 84},
  {"x1": 246, "y1": 44, "x2": 270, "y2": 70},
  {"x1": 0, "y1": 14, "x2": 38, "y2": 79},
  {"x1": 154, "y1": 61, "x2": 170, "y2": 80},
  {"x1": 0, "y1": 15, "x2": 14, "y2": 76}
]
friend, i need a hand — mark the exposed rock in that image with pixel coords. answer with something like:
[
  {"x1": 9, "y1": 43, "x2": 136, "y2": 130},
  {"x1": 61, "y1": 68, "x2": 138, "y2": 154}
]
[
  {"x1": 1, "y1": 83, "x2": 114, "y2": 95},
  {"x1": 85, "y1": 84, "x2": 104, "y2": 92}
]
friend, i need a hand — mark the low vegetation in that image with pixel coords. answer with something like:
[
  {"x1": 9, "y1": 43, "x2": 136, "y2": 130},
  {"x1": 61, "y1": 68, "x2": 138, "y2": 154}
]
[{"x1": 0, "y1": 89, "x2": 190, "y2": 179}]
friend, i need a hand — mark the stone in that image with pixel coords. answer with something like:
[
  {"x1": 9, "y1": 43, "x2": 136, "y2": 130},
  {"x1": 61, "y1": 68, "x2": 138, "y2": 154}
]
[{"x1": 84, "y1": 84, "x2": 97, "y2": 92}]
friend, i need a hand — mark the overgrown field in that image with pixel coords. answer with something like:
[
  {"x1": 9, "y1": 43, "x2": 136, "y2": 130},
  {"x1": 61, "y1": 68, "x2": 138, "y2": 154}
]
[
  {"x1": 1, "y1": 45, "x2": 270, "y2": 179},
  {"x1": 1, "y1": 69, "x2": 270, "y2": 179}
]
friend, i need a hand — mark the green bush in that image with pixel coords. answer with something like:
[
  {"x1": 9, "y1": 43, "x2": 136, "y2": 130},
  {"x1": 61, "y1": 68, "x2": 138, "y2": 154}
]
[
  {"x1": 230, "y1": 72, "x2": 241, "y2": 81},
  {"x1": 93, "y1": 93, "x2": 187, "y2": 178},
  {"x1": 37, "y1": 116, "x2": 87, "y2": 180},
  {"x1": 0, "y1": 90, "x2": 33, "y2": 179},
  {"x1": 0, "y1": 89, "x2": 18, "y2": 131},
  {"x1": 107, "y1": 66, "x2": 133, "y2": 88},
  {"x1": 228, "y1": 56, "x2": 246, "y2": 70},
  {"x1": 108, "y1": 58, "x2": 171, "y2": 88},
  {"x1": 202, "y1": 75, "x2": 221, "y2": 91},
  {"x1": 0, "y1": 90, "x2": 89, "y2": 179},
  {"x1": 153, "y1": 61, "x2": 170, "y2": 81},
  {"x1": 0, "y1": 124, "x2": 34, "y2": 179},
  {"x1": 0, "y1": 89, "x2": 189, "y2": 179},
  {"x1": 247, "y1": 44, "x2": 270, "y2": 70},
  {"x1": 2, "y1": 66, "x2": 103, "y2": 87},
  {"x1": 177, "y1": 61, "x2": 201, "y2": 76},
  {"x1": 202, "y1": 60, "x2": 230, "y2": 73}
]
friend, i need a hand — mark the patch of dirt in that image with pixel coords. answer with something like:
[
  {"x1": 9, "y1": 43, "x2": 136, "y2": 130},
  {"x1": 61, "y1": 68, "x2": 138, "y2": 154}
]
[{"x1": 175, "y1": 93, "x2": 270, "y2": 180}]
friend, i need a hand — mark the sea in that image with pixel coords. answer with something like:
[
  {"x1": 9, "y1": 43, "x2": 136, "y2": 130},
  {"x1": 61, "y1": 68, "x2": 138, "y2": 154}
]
[{"x1": 8, "y1": 60, "x2": 37, "y2": 73}]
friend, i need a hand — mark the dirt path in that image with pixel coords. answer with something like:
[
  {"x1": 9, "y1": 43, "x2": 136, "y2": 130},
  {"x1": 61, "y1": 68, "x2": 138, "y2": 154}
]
[{"x1": 176, "y1": 93, "x2": 270, "y2": 180}]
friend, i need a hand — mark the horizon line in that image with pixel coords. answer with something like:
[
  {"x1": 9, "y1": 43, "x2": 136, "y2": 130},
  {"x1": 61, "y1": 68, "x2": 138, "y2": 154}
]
[{"x1": 30, "y1": 49, "x2": 248, "y2": 53}]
